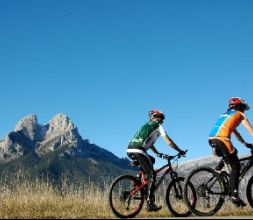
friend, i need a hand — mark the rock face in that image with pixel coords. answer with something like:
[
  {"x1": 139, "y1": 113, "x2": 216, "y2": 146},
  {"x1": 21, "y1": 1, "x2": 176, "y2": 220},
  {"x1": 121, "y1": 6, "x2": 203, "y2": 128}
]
[
  {"x1": 35, "y1": 114, "x2": 83, "y2": 156},
  {"x1": 0, "y1": 113, "x2": 133, "y2": 186},
  {"x1": 0, "y1": 114, "x2": 102, "y2": 163},
  {"x1": 0, "y1": 114, "x2": 75, "y2": 163},
  {"x1": 14, "y1": 114, "x2": 45, "y2": 143}
]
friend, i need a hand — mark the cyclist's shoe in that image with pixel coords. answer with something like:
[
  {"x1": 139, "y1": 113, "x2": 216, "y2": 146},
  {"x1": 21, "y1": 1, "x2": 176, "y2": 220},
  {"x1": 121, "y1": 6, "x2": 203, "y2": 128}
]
[
  {"x1": 146, "y1": 203, "x2": 162, "y2": 212},
  {"x1": 230, "y1": 195, "x2": 246, "y2": 207}
]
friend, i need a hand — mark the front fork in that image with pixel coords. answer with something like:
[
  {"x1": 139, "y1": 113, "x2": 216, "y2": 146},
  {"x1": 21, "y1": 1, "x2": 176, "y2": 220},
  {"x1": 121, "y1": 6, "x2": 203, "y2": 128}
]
[{"x1": 170, "y1": 171, "x2": 183, "y2": 199}]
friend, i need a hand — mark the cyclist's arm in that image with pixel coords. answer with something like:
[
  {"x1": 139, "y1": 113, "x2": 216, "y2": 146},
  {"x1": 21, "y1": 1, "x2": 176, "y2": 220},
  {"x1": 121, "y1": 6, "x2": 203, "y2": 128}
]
[
  {"x1": 241, "y1": 113, "x2": 253, "y2": 136},
  {"x1": 158, "y1": 125, "x2": 183, "y2": 153},
  {"x1": 150, "y1": 145, "x2": 160, "y2": 155},
  {"x1": 233, "y1": 129, "x2": 247, "y2": 145},
  {"x1": 162, "y1": 134, "x2": 183, "y2": 153}
]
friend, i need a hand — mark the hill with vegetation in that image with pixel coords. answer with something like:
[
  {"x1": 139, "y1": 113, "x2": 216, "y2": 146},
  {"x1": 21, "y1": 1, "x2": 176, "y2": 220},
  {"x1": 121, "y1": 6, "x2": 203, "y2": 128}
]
[{"x1": 0, "y1": 114, "x2": 135, "y2": 187}]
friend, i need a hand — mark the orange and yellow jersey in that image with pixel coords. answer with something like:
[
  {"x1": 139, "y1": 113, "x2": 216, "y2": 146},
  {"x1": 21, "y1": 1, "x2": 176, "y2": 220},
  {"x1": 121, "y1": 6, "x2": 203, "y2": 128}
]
[{"x1": 209, "y1": 109, "x2": 244, "y2": 153}]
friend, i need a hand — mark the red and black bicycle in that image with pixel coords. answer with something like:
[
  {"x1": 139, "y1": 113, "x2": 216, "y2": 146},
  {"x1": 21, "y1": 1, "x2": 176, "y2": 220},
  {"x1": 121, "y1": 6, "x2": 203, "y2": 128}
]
[{"x1": 108, "y1": 150, "x2": 196, "y2": 218}]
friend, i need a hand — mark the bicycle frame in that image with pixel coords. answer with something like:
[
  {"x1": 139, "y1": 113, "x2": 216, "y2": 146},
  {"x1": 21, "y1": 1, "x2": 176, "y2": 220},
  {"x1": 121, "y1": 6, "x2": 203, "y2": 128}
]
[
  {"x1": 108, "y1": 152, "x2": 191, "y2": 218},
  {"x1": 131, "y1": 157, "x2": 177, "y2": 197},
  {"x1": 154, "y1": 161, "x2": 174, "y2": 192},
  {"x1": 182, "y1": 150, "x2": 253, "y2": 217},
  {"x1": 127, "y1": 152, "x2": 187, "y2": 207},
  {"x1": 208, "y1": 151, "x2": 253, "y2": 197},
  {"x1": 219, "y1": 151, "x2": 253, "y2": 182}
]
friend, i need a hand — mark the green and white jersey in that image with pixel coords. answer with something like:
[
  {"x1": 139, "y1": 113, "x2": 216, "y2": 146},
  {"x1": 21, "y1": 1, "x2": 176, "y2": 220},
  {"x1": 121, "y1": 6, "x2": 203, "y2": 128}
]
[{"x1": 128, "y1": 121, "x2": 167, "y2": 151}]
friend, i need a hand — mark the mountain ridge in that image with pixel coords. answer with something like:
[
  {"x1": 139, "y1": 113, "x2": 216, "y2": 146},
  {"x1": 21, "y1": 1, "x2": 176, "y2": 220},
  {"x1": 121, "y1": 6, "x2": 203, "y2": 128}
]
[
  {"x1": 0, "y1": 113, "x2": 134, "y2": 185},
  {"x1": 2, "y1": 113, "x2": 251, "y2": 194}
]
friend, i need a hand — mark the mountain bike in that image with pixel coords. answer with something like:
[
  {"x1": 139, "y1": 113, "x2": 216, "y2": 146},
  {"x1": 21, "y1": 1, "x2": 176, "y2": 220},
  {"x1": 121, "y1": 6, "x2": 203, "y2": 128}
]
[
  {"x1": 108, "y1": 150, "x2": 196, "y2": 218},
  {"x1": 183, "y1": 148, "x2": 253, "y2": 216}
]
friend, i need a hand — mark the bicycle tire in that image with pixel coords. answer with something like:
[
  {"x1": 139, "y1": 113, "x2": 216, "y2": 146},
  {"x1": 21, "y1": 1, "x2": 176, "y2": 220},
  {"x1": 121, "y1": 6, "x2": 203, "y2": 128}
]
[
  {"x1": 166, "y1": 176, "x2": 196, "y2": 217},
  {"x1": 183, "y1": 167, "x2": 225, "y2": 216},
  {"x1": 108, "y1": 174, "x2": 145, "y2": 218},
  {"x1": 246, "y1": 175, "x2": 253, "y2": 208}
]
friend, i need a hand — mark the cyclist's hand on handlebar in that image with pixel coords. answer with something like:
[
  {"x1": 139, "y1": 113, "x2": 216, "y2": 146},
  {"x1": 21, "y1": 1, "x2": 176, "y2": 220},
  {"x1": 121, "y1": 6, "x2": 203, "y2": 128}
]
[
  {"x1": 157, "y1": 153, "x2": 164, "y2": 158},
  {"x1": 178, "y1": 149, "x2": 187, "y2": 156},
  {"x1": 245, "y1": 143, "x2": 253, "y2": 149}
]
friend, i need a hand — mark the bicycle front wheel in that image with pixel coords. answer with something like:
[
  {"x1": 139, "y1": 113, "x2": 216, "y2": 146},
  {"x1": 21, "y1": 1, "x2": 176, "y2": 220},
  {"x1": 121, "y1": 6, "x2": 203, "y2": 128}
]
[
  {"x1": 108, "y1": 175, "x2": 145, "y2": 218},
  {"x1": 183, "y1": 167, "x2": 225, "y2": 216},
  {"x1": 166, "y1": 176, "x2": 196, "y2": 217}
]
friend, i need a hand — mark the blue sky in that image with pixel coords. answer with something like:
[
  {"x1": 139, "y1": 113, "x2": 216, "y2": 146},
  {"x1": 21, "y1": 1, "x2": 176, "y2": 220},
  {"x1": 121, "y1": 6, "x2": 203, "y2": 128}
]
[{"x1": 1, "y1": 0, "x2": 253, "y2": 167}]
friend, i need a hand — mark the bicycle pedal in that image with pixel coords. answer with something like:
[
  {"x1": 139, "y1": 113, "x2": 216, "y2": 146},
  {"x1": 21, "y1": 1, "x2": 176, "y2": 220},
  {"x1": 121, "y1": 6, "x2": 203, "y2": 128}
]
[
  {"x1": 235, "y1": 202, "x2": 246, "y2": 208},
  {"x1": 234, "y1": 203, "x2": 246, "y2": 208},
  {"x1": 175, "y1": 195, "x2": 183, "y2": 200},
  {"x1": 231, "y1": 197, "x2": 246, "y2": 208}
]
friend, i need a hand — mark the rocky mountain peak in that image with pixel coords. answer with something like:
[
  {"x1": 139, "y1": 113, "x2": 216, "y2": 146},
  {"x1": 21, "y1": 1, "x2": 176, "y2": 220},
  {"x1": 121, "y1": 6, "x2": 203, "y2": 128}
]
[
  {"x1": 42, "y1": 113, "x2": 80, "y2": 145},
  {"x1": 36, "y1": 114, "x2": 83, "y2": 155},
  {"x1": 47, "y1": 113, "x2": 75, "y2": 134},
  {"x1": 0, "y1": 113, "x2": 85, "y2": 162},
  {"x1": 14, "y1": 114, "x2": 38, "y2": 131},
  {"x1": 0, "y1": 114, "x2": 133, "y2": 187},
  {"x1": 14, "y1": 114, "x2": 44, "y2": 142}
]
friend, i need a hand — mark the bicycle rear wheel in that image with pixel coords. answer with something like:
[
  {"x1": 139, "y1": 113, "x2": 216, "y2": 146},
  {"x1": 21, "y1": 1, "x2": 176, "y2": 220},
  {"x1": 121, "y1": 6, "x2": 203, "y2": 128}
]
[
  {"x1": 246, "y1": 175, "x2": 253, "y2": 208},
  {"x1": 166, "y1": 176, "x2": 196, "y2": 217},
  {"x1": 183, "y1": 167, "x2": 225, "y2": 216},
  {"x1": 108, "y1": 175, "x2": 145, "y2": 218}
]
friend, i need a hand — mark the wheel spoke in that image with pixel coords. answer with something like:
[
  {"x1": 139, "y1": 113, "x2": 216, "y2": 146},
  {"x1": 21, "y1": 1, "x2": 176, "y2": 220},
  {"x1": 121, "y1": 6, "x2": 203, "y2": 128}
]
[
  {"x1": 184, "y1": 167, "x2": 225, "y2": 216},
  {"x1": 166, "y1": 177, "x2": 194, "y2": 217},
  {"x1": 109, "y1": 175, "x2": 144, "y2": 218}
]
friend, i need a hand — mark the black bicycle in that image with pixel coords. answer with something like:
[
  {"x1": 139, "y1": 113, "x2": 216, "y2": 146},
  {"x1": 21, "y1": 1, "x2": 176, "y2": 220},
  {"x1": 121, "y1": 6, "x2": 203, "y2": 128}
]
[
  {"x1": 183, "y1": 148, "x2": 253, "y2": 216},
  {"x1": 108, "y1": 150, "x2": 196, "y2": 218}
]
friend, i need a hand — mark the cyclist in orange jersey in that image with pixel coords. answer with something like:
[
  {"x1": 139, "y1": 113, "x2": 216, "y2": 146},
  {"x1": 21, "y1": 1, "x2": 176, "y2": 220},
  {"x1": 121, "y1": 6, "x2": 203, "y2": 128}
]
[{"x1": 209, "y1": 97, "x2": 253, "y2": 207}]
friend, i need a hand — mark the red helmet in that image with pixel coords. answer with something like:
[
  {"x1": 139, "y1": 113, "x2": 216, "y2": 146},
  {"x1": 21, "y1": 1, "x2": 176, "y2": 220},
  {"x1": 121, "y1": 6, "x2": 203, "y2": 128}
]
[
  {"x1": 149, "y1": 109, "x2": 165, "y2": 120},
  {"x1": 229, "y1": 97, "x2": 249, "y2": 110}
]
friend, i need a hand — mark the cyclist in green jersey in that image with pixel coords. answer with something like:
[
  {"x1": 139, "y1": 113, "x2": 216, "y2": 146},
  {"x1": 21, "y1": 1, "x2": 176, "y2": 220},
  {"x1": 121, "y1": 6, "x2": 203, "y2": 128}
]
[{"x1": 127, "y1": 109, "x2": 186, "y2": 212}]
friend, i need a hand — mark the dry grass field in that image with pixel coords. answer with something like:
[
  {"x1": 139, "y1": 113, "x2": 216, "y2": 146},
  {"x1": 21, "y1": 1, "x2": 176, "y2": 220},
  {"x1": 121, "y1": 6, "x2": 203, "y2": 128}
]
[{"x1": 0, "y1": 178, "x2": 253, "y2": 219}]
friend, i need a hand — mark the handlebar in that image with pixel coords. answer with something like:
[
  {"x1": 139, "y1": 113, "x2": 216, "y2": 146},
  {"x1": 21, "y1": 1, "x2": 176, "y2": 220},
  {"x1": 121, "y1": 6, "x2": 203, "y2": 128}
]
[
  {"x1": 246, "y1": 143, "x2": 253, "y2": 149},
  {"x1": 251, "y1": 148, "x2": 253, "y2": 156},
  {"x1": 157, "y1": 150, "x2": 188, "y2": 161},
  {"x1": 242, "y1": 143, "x2": 253, "y2": 156}
]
